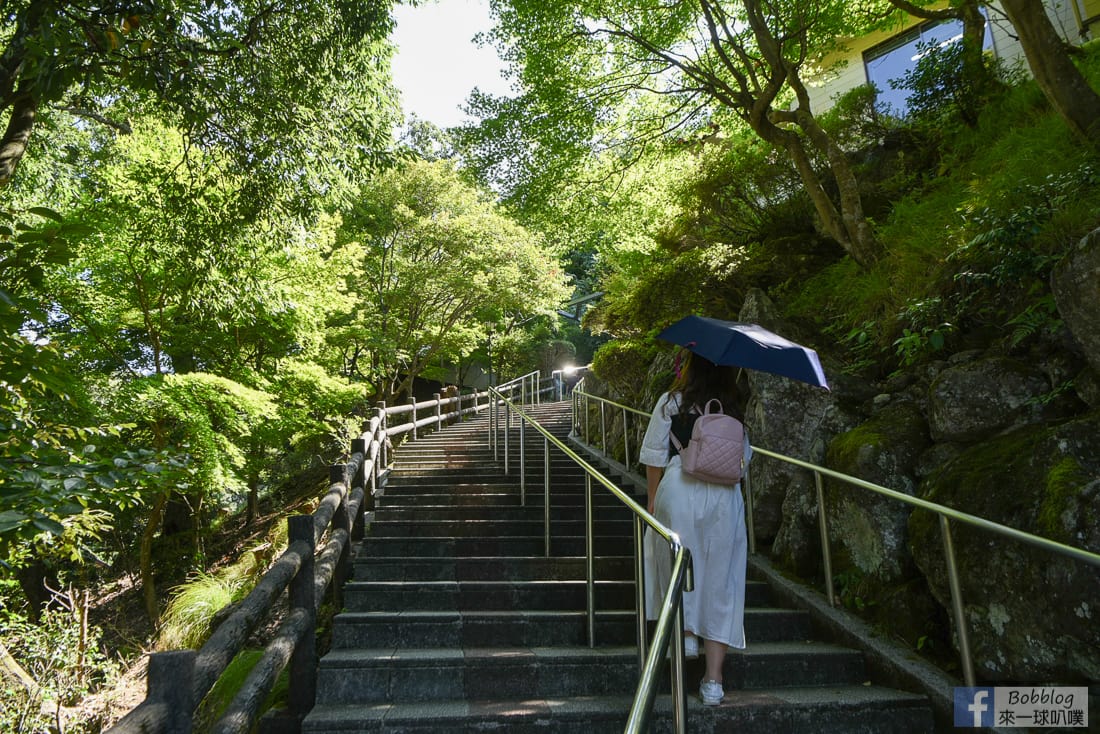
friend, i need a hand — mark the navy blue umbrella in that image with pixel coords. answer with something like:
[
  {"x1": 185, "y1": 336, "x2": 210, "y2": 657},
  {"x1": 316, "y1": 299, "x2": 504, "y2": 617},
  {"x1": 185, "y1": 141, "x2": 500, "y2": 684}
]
[{"x1": 657, "y1": 315, "x2": 829, "y2": 389}]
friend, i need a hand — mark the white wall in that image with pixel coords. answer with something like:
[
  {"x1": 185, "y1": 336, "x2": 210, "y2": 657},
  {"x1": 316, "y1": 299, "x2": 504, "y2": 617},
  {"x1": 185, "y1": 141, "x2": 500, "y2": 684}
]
[{"x1": 807, "y1": 0, "x2": 1100, "y2": 114}]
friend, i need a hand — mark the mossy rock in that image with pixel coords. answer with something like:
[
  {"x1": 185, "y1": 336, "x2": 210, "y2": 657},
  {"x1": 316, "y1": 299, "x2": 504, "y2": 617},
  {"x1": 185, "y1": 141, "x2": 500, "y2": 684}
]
[
  {"x1": 824, "y1": 401, "x2": 930, "y2": 582},
  {"x1": 909, "y1": 413, "x2": 1100, "y2": 681}
]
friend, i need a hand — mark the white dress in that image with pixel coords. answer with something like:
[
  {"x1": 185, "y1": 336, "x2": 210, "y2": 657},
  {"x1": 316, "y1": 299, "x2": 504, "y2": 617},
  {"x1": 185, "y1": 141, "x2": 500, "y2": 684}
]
[{"x1": 640, "y1": 391, "x2": 751, "y2": 649}]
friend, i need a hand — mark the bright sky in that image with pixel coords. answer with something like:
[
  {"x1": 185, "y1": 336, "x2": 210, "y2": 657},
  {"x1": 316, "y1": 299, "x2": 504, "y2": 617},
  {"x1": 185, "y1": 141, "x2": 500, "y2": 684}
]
[{"x1": 390, "y1": 0, "x2": 513, "y2": 129}]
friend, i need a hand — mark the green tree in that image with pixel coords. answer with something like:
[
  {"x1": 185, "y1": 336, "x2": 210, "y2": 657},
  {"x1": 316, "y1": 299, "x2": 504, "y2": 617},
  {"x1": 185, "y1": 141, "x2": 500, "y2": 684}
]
[
  {"x1": 36, "y1": 121, "x2": 338, "y2": 378},
  {"x1": 469, "y1": 0, "x2": 886, "y2": 267},
  {"x1": 998, "y1": 0, "x2": 1100, "y2": 146},
  {"x1": 333, "y1": 159, "x2": 570, "y2": 401},
  {"x1": 0, "y1": 0, "x2": 400, "y2": 189}
]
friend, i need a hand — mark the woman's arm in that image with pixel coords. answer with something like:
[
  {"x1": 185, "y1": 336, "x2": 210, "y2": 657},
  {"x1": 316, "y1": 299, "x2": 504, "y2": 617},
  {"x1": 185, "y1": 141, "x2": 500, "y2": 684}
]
[{"x1": 646, "y1": 464, "x2": 663, "y2": 514}]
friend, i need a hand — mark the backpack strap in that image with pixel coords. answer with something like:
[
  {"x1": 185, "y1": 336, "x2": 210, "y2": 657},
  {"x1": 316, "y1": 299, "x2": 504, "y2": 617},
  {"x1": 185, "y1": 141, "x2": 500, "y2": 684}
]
[{"x1": 668, "y1": 404, "x2": 702, "y2": 457}]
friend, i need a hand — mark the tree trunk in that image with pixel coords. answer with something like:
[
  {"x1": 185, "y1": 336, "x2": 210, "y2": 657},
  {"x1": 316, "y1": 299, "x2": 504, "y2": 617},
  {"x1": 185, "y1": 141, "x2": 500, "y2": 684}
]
[
  {"x1": 1000, "y1": 0, "x2": 1100, "y2": 146},
  {"x1": 140, "y1": 491, "x2": 170, "y2": 626},
  {"x1": 0, "y1": 642, "x2": 39, "y2": 697},
  {"x1": 0, "y1": 88, "x2": 35, "y2": 187}
]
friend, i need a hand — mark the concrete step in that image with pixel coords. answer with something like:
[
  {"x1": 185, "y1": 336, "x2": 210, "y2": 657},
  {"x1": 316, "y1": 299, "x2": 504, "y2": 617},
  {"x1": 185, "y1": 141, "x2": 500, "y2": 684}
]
[
  {"x1": 331, "y1": 609, "x2": 639, "y2": 648},
  {"x1": 351, "y1": 555, "x2": 636, "y2": 582},
  {"x1": 330, "y1": 607, "x2": 810, "y2": 649},
  {"x1": 302, "y1": 686, "x2": 934, "y2": 733},
  {"x1": 341, "y1": 579, "x2": 639, "y2": 612},
  {"x1": 357, "y1": 518, "x2": 634, "y2": 538},
  {"x1": 300, "y1": 400, "x2": 936, "y2": 733},
  {"x1": 354, "y1": 535, "x2": 634, "y2": 557},
  {"x1": 313, "y1": 641, "x2": 871, "y2": 705}
]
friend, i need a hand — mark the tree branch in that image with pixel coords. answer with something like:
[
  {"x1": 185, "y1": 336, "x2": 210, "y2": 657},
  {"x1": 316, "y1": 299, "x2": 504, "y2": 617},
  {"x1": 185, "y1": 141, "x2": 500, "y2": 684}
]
[{"x1": 51, "y1": 105, "x2": 132, "y2": 134}]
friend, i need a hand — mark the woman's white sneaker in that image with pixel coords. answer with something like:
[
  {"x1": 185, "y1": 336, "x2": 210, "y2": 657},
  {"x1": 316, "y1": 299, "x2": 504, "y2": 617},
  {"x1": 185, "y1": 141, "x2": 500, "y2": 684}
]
[{"x1": 699, "y1": 679, "x2": 724, "y2": 706}]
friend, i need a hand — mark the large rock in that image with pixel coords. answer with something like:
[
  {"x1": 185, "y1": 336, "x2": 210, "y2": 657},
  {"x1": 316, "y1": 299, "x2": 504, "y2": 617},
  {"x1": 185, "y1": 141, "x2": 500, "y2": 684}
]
[
  {"x1": 1052, "y1": 226, "x2": 1100, "y2": 373},
  {"x1": 927, "y1": 356, "x2": 1050, "y2": 442},
  {"x1": 824, "y1": 400, "x2": 931, "y2": 581},
  {"x1": 909, "y1": 414, "x2": 1100, "y2": 681},
  {"x1": 738, "y1": 289, "x2": 862, "y2": 574}
]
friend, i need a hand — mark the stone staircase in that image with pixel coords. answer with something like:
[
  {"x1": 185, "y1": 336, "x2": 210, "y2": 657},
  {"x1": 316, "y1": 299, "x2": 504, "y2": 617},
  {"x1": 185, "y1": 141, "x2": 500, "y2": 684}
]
[{"x1": 301, "y1": 401, "x2": 935, "y2": 733}]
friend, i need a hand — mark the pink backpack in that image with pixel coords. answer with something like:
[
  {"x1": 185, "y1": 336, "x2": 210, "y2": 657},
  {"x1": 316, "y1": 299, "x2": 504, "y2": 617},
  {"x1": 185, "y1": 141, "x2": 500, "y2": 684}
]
[{"x1": 670, "y1": 399, "x2": 745, "y2": 485}]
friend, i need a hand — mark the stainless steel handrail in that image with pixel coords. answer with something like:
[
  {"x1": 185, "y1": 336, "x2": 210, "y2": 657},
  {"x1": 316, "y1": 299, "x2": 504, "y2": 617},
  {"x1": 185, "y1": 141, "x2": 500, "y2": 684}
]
[
  {"x1": 489, "y1": 387, "x2": 693, "y2": 733},
  {"x1": 571, "y1": 387, "x2": 1100, "y2": 688}
]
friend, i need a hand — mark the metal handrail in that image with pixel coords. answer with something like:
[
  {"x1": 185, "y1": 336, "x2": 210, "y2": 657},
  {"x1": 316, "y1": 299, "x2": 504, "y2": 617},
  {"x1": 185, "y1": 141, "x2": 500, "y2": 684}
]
[
  {"x1": 107, "y1": 388, "x2": 492, "y2": 734},
  {"x1": 489, "y1": 388, "x2": 693, "y2": 734},
  {"x1": 571, "y1": 387, "x2": 1100, "y2": 688}
]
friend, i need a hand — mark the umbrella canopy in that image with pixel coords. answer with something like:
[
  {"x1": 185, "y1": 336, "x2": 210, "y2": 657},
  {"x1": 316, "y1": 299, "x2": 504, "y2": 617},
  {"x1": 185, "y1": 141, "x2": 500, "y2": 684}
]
[{"x1": 657, "y1": 315, "x2": 829, "y2": 389}]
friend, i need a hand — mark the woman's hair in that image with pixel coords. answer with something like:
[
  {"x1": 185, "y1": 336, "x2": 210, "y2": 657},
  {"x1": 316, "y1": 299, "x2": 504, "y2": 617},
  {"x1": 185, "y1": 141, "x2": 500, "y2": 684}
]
[{"x1": 668, "y1": 351, "x2": 743, "y2": 420}]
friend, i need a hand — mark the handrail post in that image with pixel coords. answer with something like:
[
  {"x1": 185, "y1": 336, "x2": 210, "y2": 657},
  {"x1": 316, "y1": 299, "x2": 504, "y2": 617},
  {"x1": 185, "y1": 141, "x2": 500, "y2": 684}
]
[
  {"x1": 585, "y1": 474, "x2": 595, "y2": 648},
  {"x1": 519, "y1": 414, "x2": 527, "y2": 506},
  {"x1": 434, "y1": 392, "x2": 442, "y2": 431},
  {"x1": 288, "y1": 515, "x2": 317, "y2": 720},
  {"x1": 815, "y1": 470, "x2": 836, "y2": 606},
  {"x1": 409, "y1": 397, "x2": 418, "y2": 440},
  {"x1": 536, "y1": 370, "x2": 541, "y2": 405},
  {"x1": 599, "y1": 401, "x2": 606, "y2": 453},
  {"x1": 543, "y1": 435, "x2": 551, "y2": 558},
  {"x1": 331, "y1": 465, "x2": 351, "y2": 608},
  {"x1": 622, "y1": 407, "x2": 630, "y2": 475},
  {"x1": 633, "y1": 514, "x2": 647, "y2": 672},
  {"x1": 148, "y1": 650, "x2": 196, "y2": 734},
  {"x1": 941, "y1": 516, "x2": 977, "y2": 686},
  {"x1": 504, "y1": 401, "x2": 510, "y2": 475},
  {"x1": 744, "y1": 468, "x2": 756, "y2": 555},
  {"x1": 376, "y1": 402, "x2": 388, "y2": 471},
  {"x1": 583, "y1": 392, "x2": 590, "y2": 444},
  {"x1": 353, "y1": 435, "x2": 371, "y2": 523}
]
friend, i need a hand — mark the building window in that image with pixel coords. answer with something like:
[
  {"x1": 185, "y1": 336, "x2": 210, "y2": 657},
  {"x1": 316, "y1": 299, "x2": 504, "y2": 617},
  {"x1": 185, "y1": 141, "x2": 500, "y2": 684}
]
[{"x1": 863, "y1": 17, "x2": 990, "y2": 116}]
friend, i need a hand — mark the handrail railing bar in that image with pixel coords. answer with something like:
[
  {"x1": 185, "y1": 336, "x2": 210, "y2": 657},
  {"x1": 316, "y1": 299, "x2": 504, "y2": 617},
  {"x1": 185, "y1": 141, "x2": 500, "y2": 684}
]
[
  {"x1": 814, "y1": 471, "x2": 836, "y2": 606},
  {"x1": 599, "y1": 401, "x2": 606, "y2": 452},
  {"x1": 624, "y1": 547, "x2": 692, "y2": 733},
  {"x1": 622, "y1": 406, "x2": 630, "y2": 477},
  {"x1": 490, "y1": 389, "x2": 690, "y2": 733},
  {"x1": 576, "y1": 389, "x2": 1100, "y2": 568},
  {"x1": 941, "y1": 516, "x2": 977, "y2": 686},
  {"x1": 109, "y1": 386, "x2": 489, "y2": 734},
  {"x1": 585, "y1": 473, "x2": 595, "y2": 648},
  {"x1": 520, "y1": 416, "x2": 527, "y2": 506},
  {"x1": 744, "y1": 468, "x2": 756, "y2": 555},
  {"x1": 572, "y1": 387, "x2": 1100, "y2": 701},
  {"x1": 752, "y1": 446, "x2": 1100, "y2": 567},
  {"x1": 544, "y1": 435, "x2": 551, "y2": 558},
  {"x1": 632, "y1": 514, "x2": 647, "y2": 671}
]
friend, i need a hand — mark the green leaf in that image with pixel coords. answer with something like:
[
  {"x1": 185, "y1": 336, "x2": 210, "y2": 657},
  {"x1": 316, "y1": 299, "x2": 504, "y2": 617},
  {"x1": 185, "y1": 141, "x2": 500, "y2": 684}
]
[
  {"x1": 0, "y1": 511, "x2": 28, "y2": 533},
  {"x1": 27, "y1": 206, "x2": 64, "y2": 222},
  {"x1": 32, "y1": 517, "x2": 66, "y2": 536}
]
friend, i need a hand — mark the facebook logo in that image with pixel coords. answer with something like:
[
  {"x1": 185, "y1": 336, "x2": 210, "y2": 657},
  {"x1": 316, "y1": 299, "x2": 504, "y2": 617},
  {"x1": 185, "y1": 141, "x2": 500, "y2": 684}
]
[{"x1": 954, "y1": 687, "x2": 995, "y2": 727}]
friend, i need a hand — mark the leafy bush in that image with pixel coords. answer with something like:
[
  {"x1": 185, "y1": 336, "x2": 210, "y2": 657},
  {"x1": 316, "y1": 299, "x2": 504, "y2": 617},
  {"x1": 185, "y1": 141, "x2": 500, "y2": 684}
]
[
  {"x1": 0, "y1": 586, "x2": 120, "y2": 734},
  {"x1": 591, "y1": 339, "x2": 659, "y2": 397}
]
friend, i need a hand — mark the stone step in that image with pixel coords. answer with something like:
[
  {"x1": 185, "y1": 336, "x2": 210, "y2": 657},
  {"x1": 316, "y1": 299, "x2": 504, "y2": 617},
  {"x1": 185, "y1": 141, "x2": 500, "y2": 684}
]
[
  {"x1": 330, "y1": 607, "x2": 810, "y2": 649},
  {"x1": 313, "y1": 642, "x2": 870, "y2": 705},
  {"x1": 357, "y1": 518, "x2": 634, "y2": 538},
  {"x1": 302, "y1": 686, "x2": 934, "y2": 733},
  {"x1": 377, "y1": 484, "x2": 628, "y2": 501},
  {"x1": 371, "y1": 503, "x2": 631, "y2": 521},
  {"x1": 352, "y1": 555, "x2": 636, "y2": 582},
  {"x1": 342, "y1": 579, "x2": 639, "y2": 612},
  {"x1": 370, "y1": 491, "x2": 626, "y2": 507},
  {"x1": 331, "y1": 609, "x2": 639, "y2": 648},
  {"x1": 354, "y1": 536, "x2": 633, "y2": 557},
  {"x1": 300, "y1": 401, "x2": 936, "y2": 734}
]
